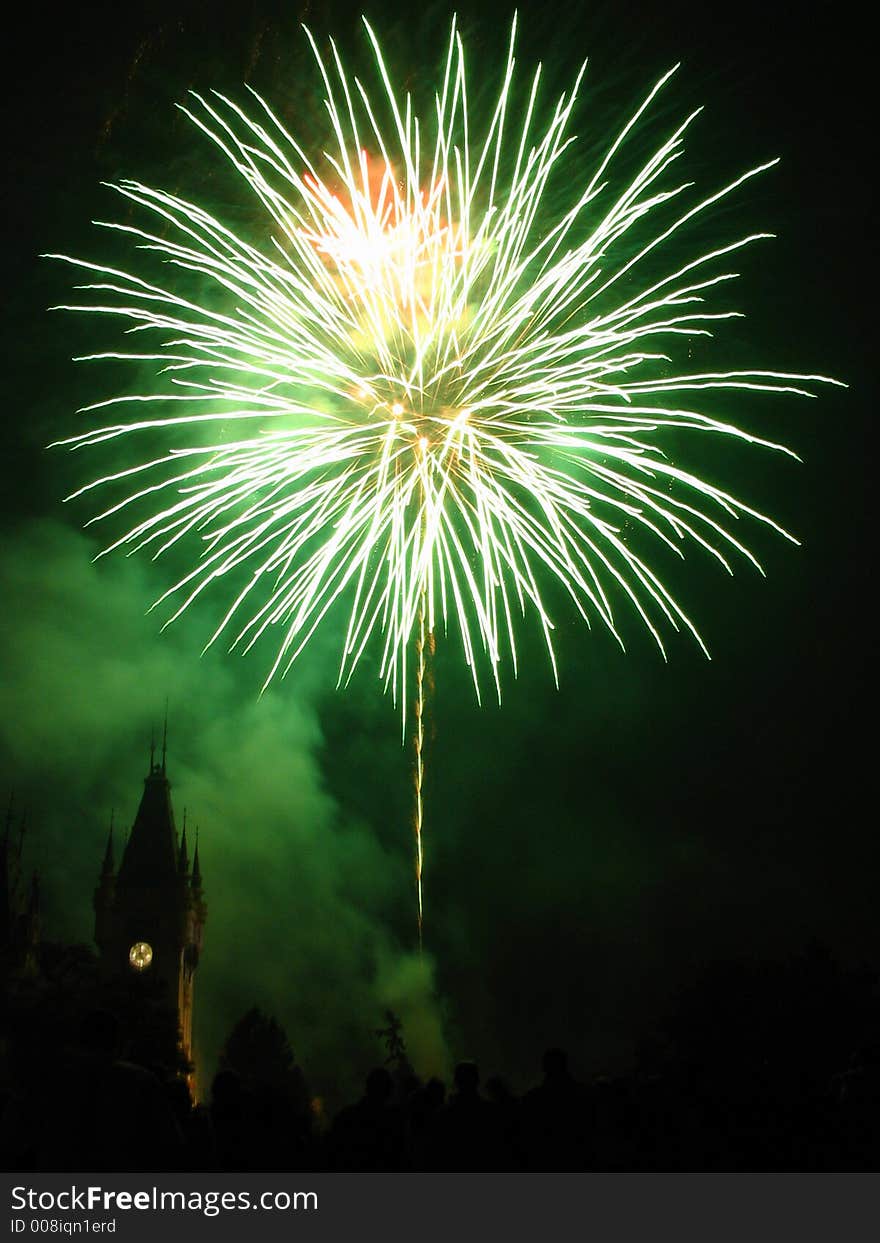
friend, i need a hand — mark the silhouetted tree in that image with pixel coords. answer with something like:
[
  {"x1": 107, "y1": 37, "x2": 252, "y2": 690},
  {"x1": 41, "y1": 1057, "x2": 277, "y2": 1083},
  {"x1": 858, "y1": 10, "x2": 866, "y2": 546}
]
[
  {"x1": 218, "y1": 1007, "x2": 313, "y2": 1170},
  {"x1": 374, "y1": 1009, "x2": 413, "y2": 1076},
  {"x1": 222, "y1": 1007, "x2": 295, "y2": 1082}
]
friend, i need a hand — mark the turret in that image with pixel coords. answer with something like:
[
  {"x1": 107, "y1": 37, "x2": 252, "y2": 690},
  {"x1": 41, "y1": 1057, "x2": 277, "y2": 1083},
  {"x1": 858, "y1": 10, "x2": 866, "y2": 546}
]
[
  {"x1": 191, "y1": 835, "x2": 203, "y2": 896},
  {"x1": 178, "y1": 813, "x2": 190, "y2": 875}
]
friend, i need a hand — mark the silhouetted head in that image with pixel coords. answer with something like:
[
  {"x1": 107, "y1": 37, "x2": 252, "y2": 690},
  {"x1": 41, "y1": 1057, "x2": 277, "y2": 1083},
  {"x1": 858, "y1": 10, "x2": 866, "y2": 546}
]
[
  {"x1": 365, "y1": 1066, "x2": 394, "y2": 1104},
  {"x1": 79, "y1": 1009, "x2": 121, "y2": 1060},
  {"x1": 486, "y1": 1075, "x2": 514, "y2": 1105},
  {"x1": 424, "y1": 1077, "x2": 446, "y2": 1110},
  {"x1": 454, "y1": 1061, "x2": 480, "y2": 1096},
  {"x1": 402, "y1": 1072, "x2": 421, "y2": 1098},
  {"x1": 542, "y1": 1047, "x2": 569, "y2": 1080}
]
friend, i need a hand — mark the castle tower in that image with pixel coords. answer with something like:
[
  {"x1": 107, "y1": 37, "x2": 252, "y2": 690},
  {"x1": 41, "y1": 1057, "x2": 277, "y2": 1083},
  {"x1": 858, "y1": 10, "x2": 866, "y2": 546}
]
[{"x1": 93, "y1": 739, "x2": 206, "y2": 1076}]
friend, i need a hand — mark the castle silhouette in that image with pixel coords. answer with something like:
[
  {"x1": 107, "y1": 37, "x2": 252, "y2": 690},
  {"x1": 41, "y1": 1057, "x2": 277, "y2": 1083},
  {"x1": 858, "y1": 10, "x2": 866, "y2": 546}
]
[
  {"x1": 93, "y1": 732, "x2": 206, "y2": 1081},
  {"x1": 2, "y1": 733, "x2": 206, "y2": 1086}
]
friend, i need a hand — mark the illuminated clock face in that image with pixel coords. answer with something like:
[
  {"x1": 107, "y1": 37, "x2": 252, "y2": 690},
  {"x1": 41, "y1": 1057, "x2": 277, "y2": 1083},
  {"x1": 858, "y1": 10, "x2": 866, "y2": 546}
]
[{"x1": 129, "y1": 941, "x2": 153, "y2": 971}]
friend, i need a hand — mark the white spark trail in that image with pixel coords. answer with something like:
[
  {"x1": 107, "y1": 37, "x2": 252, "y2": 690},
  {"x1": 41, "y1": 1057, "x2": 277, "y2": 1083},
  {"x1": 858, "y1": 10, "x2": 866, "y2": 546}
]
[{"x1": 49, "y1": 18, "x2": 842, "y2": 728}]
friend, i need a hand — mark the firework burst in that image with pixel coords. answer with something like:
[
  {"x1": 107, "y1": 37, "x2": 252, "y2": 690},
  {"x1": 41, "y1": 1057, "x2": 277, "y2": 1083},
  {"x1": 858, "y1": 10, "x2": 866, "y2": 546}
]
[{"x1": 50, "y1": 18, "x2": 838, "y2": 731}]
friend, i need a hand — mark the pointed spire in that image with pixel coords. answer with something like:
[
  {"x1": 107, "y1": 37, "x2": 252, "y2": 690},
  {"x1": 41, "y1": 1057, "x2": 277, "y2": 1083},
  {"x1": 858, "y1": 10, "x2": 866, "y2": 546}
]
[
  {"x1": 192, "y1": 827, "x2": 202, "y2": 891},
  {"x1": 117, "y1": 748, "x2": 178, "y2": 888},
  {"x1": 149, "y1": 727, "x2": 156, "y2": 775},
  {"x1": 101, "y1": 811, "x2": 115, "y2": 876},
  {"x1": 178, "y1": 809, "x2": 189, "y2": 875}
]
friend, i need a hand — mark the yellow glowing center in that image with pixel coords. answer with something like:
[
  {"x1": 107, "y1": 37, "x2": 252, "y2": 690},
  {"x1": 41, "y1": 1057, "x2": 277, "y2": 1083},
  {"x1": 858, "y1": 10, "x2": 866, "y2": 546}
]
[{"x1": 129, "y1": 941, "x2": 153, "y2": 971}]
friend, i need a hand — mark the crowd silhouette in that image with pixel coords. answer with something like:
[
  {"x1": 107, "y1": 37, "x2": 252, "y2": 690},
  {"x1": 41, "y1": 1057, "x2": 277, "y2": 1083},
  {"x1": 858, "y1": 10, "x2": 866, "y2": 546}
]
[
  {"x1": 3, "y1": 1027, "x2": 880, "y2": 1172},
  {"x1": 3, "y1": 946, "x2": 880, "y2": 1172}
]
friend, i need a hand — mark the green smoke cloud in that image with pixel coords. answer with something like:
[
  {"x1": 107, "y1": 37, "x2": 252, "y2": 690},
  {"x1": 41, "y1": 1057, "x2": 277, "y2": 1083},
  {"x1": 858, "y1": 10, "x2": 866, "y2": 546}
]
[{"x1": 0, "y1": 518, "x2": 450, "y2": 1104}]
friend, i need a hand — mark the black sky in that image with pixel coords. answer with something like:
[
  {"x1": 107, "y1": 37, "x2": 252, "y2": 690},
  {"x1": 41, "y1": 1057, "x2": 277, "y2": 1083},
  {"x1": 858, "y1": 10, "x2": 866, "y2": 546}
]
[{"x1": 1, "y1": 0, "x2": 872, "y2": 1102}]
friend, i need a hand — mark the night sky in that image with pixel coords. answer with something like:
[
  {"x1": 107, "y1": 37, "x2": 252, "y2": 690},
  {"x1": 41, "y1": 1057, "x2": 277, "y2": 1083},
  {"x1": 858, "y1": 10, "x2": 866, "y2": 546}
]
[{"x1": 1, "y1": 0, "x2": 871, "y2": 1107}]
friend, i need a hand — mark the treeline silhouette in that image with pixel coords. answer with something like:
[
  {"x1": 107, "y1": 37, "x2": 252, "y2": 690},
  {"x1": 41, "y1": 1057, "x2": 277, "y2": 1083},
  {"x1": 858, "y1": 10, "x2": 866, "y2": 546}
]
[{"x1": 2, "y1": 944, "x2": 879, "y2": 1171}]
